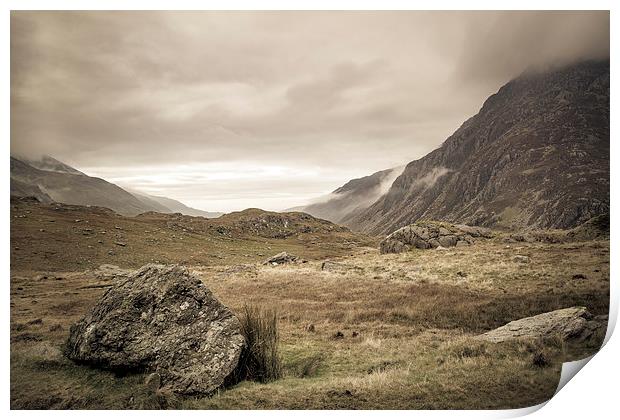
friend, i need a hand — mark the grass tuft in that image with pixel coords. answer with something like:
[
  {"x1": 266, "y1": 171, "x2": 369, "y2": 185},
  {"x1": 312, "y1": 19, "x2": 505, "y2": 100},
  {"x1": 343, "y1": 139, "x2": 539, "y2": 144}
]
[{"x1": 230, "y1": 305, "x2": 282, "y2": 384}]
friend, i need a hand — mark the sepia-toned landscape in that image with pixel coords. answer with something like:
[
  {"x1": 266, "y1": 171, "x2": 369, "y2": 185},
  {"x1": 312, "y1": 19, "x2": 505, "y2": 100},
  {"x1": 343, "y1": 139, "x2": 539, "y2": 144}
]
[{"x1": 10, "y1": 11, "x2": 610, "y2": 410}]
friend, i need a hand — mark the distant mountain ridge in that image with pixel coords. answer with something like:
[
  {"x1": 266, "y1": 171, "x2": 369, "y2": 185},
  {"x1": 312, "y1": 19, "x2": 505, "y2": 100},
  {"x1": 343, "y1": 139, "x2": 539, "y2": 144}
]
[
  {"x1": 289, "y1": 166, "x2": 404, "y2": 224},
  {"x1": 10, "y1": 155, "x2": 221, "y2": 218},
  {"x1": 295, "y1": 60, "x2": 610, "y2": 235}
]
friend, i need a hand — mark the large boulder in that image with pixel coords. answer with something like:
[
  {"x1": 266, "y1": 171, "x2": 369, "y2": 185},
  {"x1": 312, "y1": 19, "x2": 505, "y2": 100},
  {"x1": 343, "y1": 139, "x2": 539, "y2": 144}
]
[
  {"x1": 379, "y1": 221, "x2": 493, "y2": 254},
  {"x1": 480, "y1": 307, "x2": 607, "y2": 343},
  {"x1": 65, "y1": 264, "x2": 244, "y2": 395}
]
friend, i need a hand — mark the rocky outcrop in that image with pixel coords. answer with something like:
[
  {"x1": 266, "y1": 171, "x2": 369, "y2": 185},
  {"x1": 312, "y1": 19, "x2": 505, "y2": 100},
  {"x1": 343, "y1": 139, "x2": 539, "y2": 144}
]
[
  {"x1": 65, "y1": 264, "x2": 244, "y2": 395},
  {"x1": 379, "y1": 221, "x2": 493, "y2": 254},
  {"x1": 263, "y1": 252, "x2": 298, "y2": 265},
  {"x1": 321, "y1": 260, "x2": 362, "y2": 273},
  {"x1": 480, "y1": 307, "x2": 607, "y2": 343}
]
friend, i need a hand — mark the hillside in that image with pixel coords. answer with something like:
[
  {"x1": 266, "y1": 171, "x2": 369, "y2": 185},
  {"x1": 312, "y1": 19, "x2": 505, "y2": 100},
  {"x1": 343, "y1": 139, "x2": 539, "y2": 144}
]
[
  {"x1": 345, "y1": 60, "x2": 609, "y2": 234},
  {"x1": 132, "y1": 191, "x2": 223, "y2": 218},
  {"x1": 10, "y1": 156, "x2": 222, "y2": 218},
  {"x1": 10, "y1": 157, "x2": 157, "y2": 216},
  {"x1": 290, "y1": 167, "x2": 402, "y2": 223},
  {"x1": 10, "y1": 197, "x2": 375, "y2": 271}
]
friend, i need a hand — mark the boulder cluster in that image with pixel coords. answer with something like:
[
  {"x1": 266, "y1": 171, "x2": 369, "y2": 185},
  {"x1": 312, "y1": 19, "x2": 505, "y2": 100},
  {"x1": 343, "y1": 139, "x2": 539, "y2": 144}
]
[{"x1": 379, "y1": 221, "x2": 493, "y2": 254}]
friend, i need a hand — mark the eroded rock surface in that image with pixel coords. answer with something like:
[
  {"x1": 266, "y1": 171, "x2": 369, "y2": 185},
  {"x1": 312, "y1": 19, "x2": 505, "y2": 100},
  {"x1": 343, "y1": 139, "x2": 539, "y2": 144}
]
[
  {"x1": 65, "y1": 264, "x2": 244, "y2": 395},
  {"x1": 480, "y1": 307, "x2": 606, "y2": 343},
  {"x1": 379, "y1": 221, "x2": 493, "y2": 254}
]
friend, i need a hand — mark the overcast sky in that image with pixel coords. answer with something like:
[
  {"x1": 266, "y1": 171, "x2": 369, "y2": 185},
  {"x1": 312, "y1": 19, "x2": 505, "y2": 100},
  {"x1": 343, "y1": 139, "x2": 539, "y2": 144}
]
[{"x1": 11, "y1": 11, "x2": 609, "y2": 212}]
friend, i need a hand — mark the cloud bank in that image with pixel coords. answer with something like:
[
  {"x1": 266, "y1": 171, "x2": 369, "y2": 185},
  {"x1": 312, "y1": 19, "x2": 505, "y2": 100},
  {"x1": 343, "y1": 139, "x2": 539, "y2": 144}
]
[{"x1": 11, "y1": 11, "x2": 609, "y2": 211}]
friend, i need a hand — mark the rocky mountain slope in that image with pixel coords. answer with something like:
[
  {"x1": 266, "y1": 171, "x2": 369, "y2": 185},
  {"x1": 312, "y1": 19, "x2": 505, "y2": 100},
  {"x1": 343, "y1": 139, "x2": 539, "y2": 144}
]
[
  {"x1": 11, "y1": 157, "x2": 156, "y2": 216},
  {"x1": 10, "y1": 156, "x2": 221, "y2": 218},
  {"x1": 346, "y1": 60, "x2": 609, "y2": 235}
]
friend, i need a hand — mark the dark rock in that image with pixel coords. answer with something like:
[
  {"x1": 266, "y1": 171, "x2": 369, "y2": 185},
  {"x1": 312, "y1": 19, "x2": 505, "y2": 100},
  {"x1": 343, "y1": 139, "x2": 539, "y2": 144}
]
[
  {"x1": 332, "y1": 331, "x2": 345, "y2": 340},
  {"x1": 65, "y1": 264, "x2": 244, "y2": 395}
]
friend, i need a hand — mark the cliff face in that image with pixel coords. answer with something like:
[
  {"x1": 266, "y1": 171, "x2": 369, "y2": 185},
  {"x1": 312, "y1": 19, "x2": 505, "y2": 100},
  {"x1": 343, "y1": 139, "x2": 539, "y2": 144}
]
[{"x1": 347, "y1": 60, "x2": 609, "y2": 235}]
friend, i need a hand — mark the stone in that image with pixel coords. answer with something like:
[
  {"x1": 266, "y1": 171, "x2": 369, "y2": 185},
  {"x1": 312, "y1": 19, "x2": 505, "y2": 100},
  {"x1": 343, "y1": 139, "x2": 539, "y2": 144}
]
[
  {"x1": 65, "y1": 264, "x2": 244, "y2": 395},
  {"x1": 438, "y1": 235, "x2": 458, "y2": 248},
  {"x1": 513, "y1": 255, "x2": 530, "y2": 264},
  {"x1": 263, "y1": 251, "x2": 298, "y2": 265},
  {"x1": 480, "y1": 307, "x2": 607, "y2": 343},
  {"x1": 94, "y1": 264, "x2": 132, "y2": 280}
]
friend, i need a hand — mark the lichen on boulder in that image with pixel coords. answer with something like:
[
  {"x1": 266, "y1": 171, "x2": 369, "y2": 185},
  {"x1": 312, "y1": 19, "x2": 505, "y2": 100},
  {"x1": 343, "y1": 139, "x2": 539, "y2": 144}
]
[{"x1": 65, "y1": 264, "x2": 244, "y2": 395}]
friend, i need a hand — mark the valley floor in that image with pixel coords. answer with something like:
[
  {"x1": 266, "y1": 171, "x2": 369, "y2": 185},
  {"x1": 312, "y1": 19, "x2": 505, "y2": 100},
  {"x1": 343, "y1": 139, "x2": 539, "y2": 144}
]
[{"x1": 10, "y1": 237, "x2": 609, "y2": 409}]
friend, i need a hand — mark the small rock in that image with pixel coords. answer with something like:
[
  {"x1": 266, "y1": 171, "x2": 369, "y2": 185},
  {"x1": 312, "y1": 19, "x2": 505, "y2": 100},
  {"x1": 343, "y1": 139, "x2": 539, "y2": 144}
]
[
  {"x1": 332, "y1": 331, "x2": 345, "y2": 340},
  {"x1": 513, "y1": 255, "x2": 530, "y2": 263},
  {"x1": 572, "y1": 274, "x2": 587, "y2": 280},
  {"x1": 263, "y1": 252, "x2": 298, "y2": 265}
]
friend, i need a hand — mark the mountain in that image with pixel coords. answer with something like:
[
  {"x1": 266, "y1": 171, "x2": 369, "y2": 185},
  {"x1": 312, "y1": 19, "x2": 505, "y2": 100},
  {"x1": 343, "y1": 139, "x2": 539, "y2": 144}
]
[
  {"x1": 288, "y1": 167, "x2": 404, "y2": 224},
  {"x1": 346, "y1": 60, "x2": 609, "y2": 235},
  {"x1": 130, "y1": 190, "x2": 223, "y2": 218},
  {"x1": 10, "y1": 156, "x2": 221, "y2": 218},
  {"x1": 21, "y1": 155, "x2": 85, "y2": 176},
  {"x1": 10, "y1": 157, "x2": 161, "y2": 216}
]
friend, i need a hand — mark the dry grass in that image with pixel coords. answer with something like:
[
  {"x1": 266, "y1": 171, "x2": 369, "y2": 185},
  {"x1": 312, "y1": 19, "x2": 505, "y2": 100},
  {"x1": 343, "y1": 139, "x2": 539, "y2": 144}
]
[
  {"x1": 229, "y1": 305, "x2": 283, "y2": 384},
  {"x1": 10, "y1": 212, "x2": 609, "y2": 409}
]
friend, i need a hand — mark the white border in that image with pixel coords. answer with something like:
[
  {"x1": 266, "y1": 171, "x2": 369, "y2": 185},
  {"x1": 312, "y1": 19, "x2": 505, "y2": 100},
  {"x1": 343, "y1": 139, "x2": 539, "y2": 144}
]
[{"x1": 3, "y1": 2, "x2": 616, "y2": 419}]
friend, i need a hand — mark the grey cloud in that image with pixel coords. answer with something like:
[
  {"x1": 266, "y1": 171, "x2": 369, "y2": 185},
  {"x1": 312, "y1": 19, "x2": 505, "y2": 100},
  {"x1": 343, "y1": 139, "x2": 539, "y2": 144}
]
[{"x1": 10, "y1": 11, "x2": 609, "y2": 211}]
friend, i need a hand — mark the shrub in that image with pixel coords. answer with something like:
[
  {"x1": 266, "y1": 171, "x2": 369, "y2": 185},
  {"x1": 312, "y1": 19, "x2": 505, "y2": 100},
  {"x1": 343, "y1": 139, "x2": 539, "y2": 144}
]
[{"x1": 230, "y1": 305, "x2": 282, "y2": 384}]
